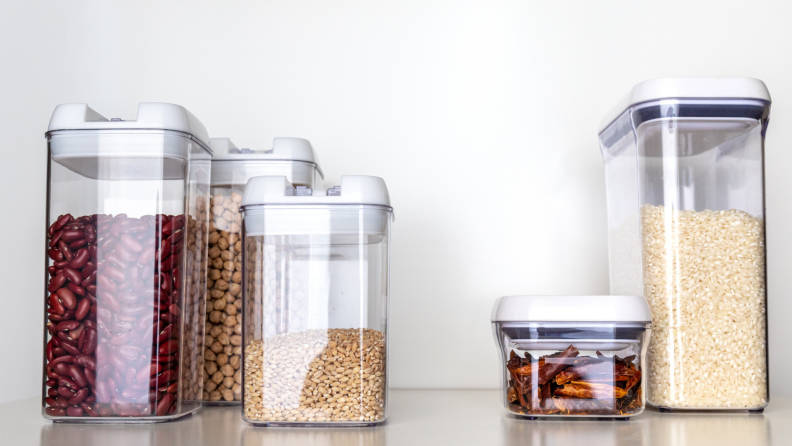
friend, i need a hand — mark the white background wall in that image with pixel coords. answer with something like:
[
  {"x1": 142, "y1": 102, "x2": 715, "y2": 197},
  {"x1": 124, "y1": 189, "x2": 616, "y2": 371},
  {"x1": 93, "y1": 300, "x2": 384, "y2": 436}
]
[{"x1": 1, "y1": 0, "x2": 791, "y2": 404}]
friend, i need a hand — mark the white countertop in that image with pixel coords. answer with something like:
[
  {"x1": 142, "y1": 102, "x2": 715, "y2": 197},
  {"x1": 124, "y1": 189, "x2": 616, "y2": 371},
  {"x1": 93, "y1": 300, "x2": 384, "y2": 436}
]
[{"x1": 3, "y1": 390, "x2": 787, "y2": 445}]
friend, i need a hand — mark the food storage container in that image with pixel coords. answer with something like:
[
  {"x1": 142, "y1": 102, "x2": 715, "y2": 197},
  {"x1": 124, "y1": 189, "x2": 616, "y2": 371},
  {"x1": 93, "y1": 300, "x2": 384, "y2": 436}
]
[
  {"x1": 43, "y1": 103, "x2": 212, "y2": 422},
  {"x1": 202, "y1": 137, "x2": 323, "y2": 405},
  {"x1": 240, "y1": 175, "x2": 392, "y2": 426},
  {"x1": 598, "y1": 77, "x2": 770, "y2": 412},
  {"x1": 491, "y1": 295, "x2": 651, "y2": 419}
]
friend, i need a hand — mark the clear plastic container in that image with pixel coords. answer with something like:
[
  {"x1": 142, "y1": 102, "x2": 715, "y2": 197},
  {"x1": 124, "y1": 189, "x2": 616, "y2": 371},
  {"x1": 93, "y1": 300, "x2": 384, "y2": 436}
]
[
  {"x1": 491, "y1": 296, "x2": 651, "y2": 419},
  {"x1": 598, "y1": 78, "x2": 771, "y2": 412},
  {"x1": 202, "y1": 137, "x2": 323, "y2": 405},
  {"x1": 42, "y1": 103, "x2": 212, "y2": 422},
  {"x1": 240, "y1": 175, "x2": 393, "y2": 426}
]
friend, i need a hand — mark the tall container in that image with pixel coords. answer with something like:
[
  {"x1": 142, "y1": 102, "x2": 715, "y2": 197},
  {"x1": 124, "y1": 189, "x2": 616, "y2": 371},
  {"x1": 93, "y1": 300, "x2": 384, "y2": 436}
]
[
  {"x1": 43, "y1": 103, "x2": 212, "y2": 421},
  {"x1": 598, "y1": 78, "x2": 770, "y2": 412},
  {"x1": 203, "y1": 137, "x2": 323, "y2": 404},
  {"x1": 240, "y1": 175, "x2": 392, "y2": 426}
]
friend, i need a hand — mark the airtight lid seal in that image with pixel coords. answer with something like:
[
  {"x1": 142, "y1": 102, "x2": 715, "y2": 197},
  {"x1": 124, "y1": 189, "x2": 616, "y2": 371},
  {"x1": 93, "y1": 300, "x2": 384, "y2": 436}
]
[
  {"x1": 598, "y1": 77, "x2": 771, "y2": 133},
  {"x1": 490, "y1": 295, "x2": 651, "y2": 323},
  {"x1": 242, "y1": 175, "x2": 390, "y2": 209},
  {"x1": 47, "y1": 103, "x2": 211, "y2": 150}
]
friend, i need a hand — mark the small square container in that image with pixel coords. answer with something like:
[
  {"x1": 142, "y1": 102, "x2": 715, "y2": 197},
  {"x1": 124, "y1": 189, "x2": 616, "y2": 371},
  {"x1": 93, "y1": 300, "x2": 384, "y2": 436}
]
[{"x1": 491, "y1": 295, "x2": 651, "y2": 419}]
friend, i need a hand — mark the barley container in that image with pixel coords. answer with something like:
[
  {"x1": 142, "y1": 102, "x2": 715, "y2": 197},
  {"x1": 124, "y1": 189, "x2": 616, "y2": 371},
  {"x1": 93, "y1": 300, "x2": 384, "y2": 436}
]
[
  {"x1": 240, "y1": 175, "x2": 392, "y2": 426},
  {"x1": 492, "y1": 295, "x2": 651, "y2": 419},
  {"x1": 598, "y1": 78, "x2": 771, "y2": 412},
  {"x1": 43, "y1": 103, "x2": 212, "y2": 422},
  {"x1": 202, "y1": 137, "x2": 323, "y2": 405}
]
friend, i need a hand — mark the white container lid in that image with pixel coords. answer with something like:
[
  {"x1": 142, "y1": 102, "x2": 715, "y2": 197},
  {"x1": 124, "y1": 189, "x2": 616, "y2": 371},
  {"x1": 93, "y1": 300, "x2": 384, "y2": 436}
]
[
  {"x1": 210, "y1": 137, "x2": 320, "y2": 164},
  {"x1": 242, "y1": 175, "x2": 390, "y2": 208},
  {"x1": 490, "y1": 295, "x2": 651, "y2": 323},
  {"x1": 598, "y1": 77, "x2": 771, "y2": 133},
  {"x1": 47, "y1": 103, "x2": 211, "y2": 148}
]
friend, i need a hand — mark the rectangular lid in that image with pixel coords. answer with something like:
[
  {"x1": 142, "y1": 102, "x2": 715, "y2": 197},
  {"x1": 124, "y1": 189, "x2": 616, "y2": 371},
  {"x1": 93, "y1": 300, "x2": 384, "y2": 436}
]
[
  {"x1": 491, "y1": 295, "x2": 651, "y2": 323},
  {"x1": 241, "y1": 175, "x2": 391, "y2": 208},
  {"x1": 211, "y1": 137, "x2": 320, "y2": 164},
  {"x1": 47, "y1": 103, "x2": 211, "y2": 149},
  {"x1": 599, "y1": 77, "x2": 771, "y2": 133}
]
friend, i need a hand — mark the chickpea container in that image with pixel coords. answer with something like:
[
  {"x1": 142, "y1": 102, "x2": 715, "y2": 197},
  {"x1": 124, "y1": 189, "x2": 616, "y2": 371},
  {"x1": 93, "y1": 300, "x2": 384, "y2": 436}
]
[
  {"x1": 492, "y1": 296, "x2": 652, "y2": 419},
  {"x1": 240, "y1": 175, "x2": 393, "y2": 426},
  {"x1": 599, "y1": 78, "x2": 771, "y2": 412},
  {"x1": 43, "y1": 103, "x2": 212, "y2": 422},
  {"x1": 202, "y1": 137, "x2": 323, "y2": 405}
]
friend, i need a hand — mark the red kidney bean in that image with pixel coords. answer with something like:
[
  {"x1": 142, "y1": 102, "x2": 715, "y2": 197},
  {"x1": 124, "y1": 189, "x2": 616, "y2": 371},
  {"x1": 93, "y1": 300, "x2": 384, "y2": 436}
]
[
  {"x1": 125, "y1": 368, "x2": 138, "y2": 387},
  {"x1": 83, "y1": 330, "x2": 98, "y2": 356},
  {"x1": 110, "y1": 333, "x2": 130, "y2": 346},
  {"x1": 81, "y1": 403, "x2": 99, "y2": 417},
  {"x1": 86, "y1": 283, "x2": 97, "y2": 295},
  {"x1": 47, "y1": 388, "x2": 58, "y2": 398},
  {"x1": 161, "y1": 219, "x2": 182, "y2": 236},
  {"x1": 67, "y1": 283, "x2": 86, "y2": 296},
  {"x1": 117, "y1": 345, "x2": 140, "y2": 362},
  {"x1": 69, "y1": 365, "x2": 88, "y2": 387},
  {"x1": 75, "y1": 299, "x2": 91, "y2": 321},
  {"x1": 48, "y1": 274, "x2": 67, "y2": 293},
  {"x1": 69, "y1": 239, "x2": 88, "y2": 249},
  {"x1": 58, "y1": 240, "x2": 74, "y2": 262},
  {"x1": 70, "y1": 248, "x2": 90, "y2": 269},
  {"x1": 47, "y1": 370, "x2": 61, "y2": 380},
  {"x1": 96, "y1": 274, "x2": 118, "y2": 294},
  {"x1": 81, "y1": 271, "x2": 97, "y2": 289},
  {"x1": 62, "y1": 309, "x2": 76, "y2": 320},
  {"x1": 168, "y1": 304, "x2": 181, "y2": 317},
  {"x1": 49, "y1": 214, "x2": 73, "y2": 235},
  {"x1": 84, "y1": 369, "x2": 96, "y2": 387},
  {"x1": 82, "y1": 261, "x2": 96, "y2": 277},
  {"x1": 157, "y1": 325, "x2": 175, "y2": 344},
  {"x1": 61, "y1": 341, "x2": 81, "y2": 356},
  {"x1": 48, "y1": 265, "x2": 58, "y2": 276},
  {"x1": 49, "y1": 294, "x2": 66, "y2": 316},
  {"x1": 104, "y1": 265, "x2": 126, "y2": 283},
  {"x1": 46, "y1": 378, "x2": 58, "y2": 387},
  {"x1": 52, "y1": 347, "x2": 67, "y2": 357},
  {"x1": 89, "y1": 244, "x2": 98, "y2": 262},
  {"x1": 77, "y1": 329, "x2": 86, "y2": 350},
  {"x1": 61, "y1": 229, "x2": 84, "y2": 243},
  {"x1": 54, "y1": 260, "x2": 71, "y2": 270},
  {"x1": 97, "y1": 290, "x2": 121, "y2": 312},
  {"x1": 45, "y1": 407, "x2": 66, "y2": 417},
  {"x1": 74, "y1": 354, "x2": 96, "y2": 370},
  {"x1": 57, "y1": 388, "x2": 76, "y2": 399},
  {"x1": 157, "y1": 240, "x2": 171, "y2": 261},
  {"x1": 56, "y1": 288, "x2": 77, "y2": 310},
  {"x1": 55, "y1": 396, "x2": 71, "y2": 408},
  {"x1": 94, "y1": 381, "x2": 111, "y2": 404},
  {"x1": 61, "y1": 267, "x2": 81, "y2": 284},
  {"x1": 49, "y1": 355, "x2": 74, "y2": 367},
  {"x1": 159, "y1": 256, "x2": 176, "y2": 272},
  {"x1": 48, "y1": 249, "x2": 64, "y2": 262},
  {"x1": 55, "y1": 320, "x2": 79, "y2": 332},
  {"x1": 69, "y1": 388, "x2": 90, "y2": 405},
  {"x1": 170, "y1": 289, "x2": 181, "y2": 304},
  {"x1": 66, "y1": 406, "x2": 84, "y2": 417},
  {"x1": 58, "y1": 376, "x2": 80, "y2": 391},
  {"x1": 167, "y1": 229, "x2": 184, "y2": 245},
  {"x1": 137, "y1": 245, "x2": 155, "y2": 265},
  {"x1": 97, "y1": 405, "x2": 112, "y2": 417},
  {"x1": 49, "y1": 230, "x2": 64, "y2": 248},
  {"x1": 156, "y1": 393, "x2": 174, "y2": 416},
  {"x1": 85, "y1": 224, "x2": 97, "y2": 243}
]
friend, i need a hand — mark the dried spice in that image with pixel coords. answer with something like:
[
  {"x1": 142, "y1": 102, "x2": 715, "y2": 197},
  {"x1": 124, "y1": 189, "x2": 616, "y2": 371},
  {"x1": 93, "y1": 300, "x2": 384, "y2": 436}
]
[{"x1": 505, "y1": 346, "x2": 642, "y2": 416}]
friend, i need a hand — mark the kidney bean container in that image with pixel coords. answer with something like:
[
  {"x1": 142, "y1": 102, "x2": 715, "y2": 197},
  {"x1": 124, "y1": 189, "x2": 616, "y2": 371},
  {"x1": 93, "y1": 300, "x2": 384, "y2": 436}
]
[
  {"x1": 43, "y1": 103, "x2": 212, "y2": 422},
  {"x1": 492, "y1": 295, "x2": 651, "y2": 419},
  {"x1": 202, "y1": 137, "x2": 323, "y2": 405},
  {"x1": 240, "y1": 175, "x2": 392, "y2": 426},
  {"x1": 599, "y1": 78, "x2": 770, "y2": 412}
]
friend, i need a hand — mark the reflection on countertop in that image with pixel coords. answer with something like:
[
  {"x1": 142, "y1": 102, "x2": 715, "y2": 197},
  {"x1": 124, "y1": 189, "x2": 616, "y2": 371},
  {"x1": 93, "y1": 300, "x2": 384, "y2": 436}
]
[{"x1": 2, "y1": 390, "x2": 786, "y2": 446}]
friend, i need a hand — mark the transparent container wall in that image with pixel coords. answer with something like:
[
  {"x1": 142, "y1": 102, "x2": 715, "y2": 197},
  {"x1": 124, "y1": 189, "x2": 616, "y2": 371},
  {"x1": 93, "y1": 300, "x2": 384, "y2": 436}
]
[
  {"x1": 493, "y1": 322, "x2": 649, "y2": 417},
  {"x1": 242, "y1": 206, "x2": 390, "y2": 426},
  {"x1": 203, "y1": 162, "x2": 321, "y2": 405},
  {"x1": 600, "y1": 100, "x2": 770, "y2": 410},
  {"x1": 43, "y1": 131, "x2": 210, "y2": 422}
]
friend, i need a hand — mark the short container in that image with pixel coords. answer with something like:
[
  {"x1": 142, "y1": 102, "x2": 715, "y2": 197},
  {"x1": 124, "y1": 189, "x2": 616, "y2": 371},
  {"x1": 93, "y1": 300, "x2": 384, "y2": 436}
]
[
  {"x1": 202, "y1": 137, "x2": 323, "y2": 405},
  {"x1": 598, "y1": 78, "x2": 770, "y2": 412},
  {"x1": 43, "y1": 103, "x2": 212, "y2": 422},
  {"x1": 491, "y1": 295, "x2": 651, "y2": 419},
  {"x1": 240, "y1": 175, "x2": 393, "y2": 426}
]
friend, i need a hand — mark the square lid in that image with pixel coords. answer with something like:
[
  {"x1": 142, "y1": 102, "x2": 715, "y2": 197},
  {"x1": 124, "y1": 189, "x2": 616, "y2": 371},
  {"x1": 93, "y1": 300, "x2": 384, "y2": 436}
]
[
  {"x1": 47, "y1": 103, "x2": 211, "y2": 149},
  {"x1": 241, "y1": 175, "x2": 391, "y2": 208},
  {"x1": 491, "y1": 295, "x2": 651, "y2": 323},
  {"x1": 599, "y1": 77, "x2": 771, "y2": 133},
  {"x1": 210, "y1": 137, "x2": 320, "y2": 165}
]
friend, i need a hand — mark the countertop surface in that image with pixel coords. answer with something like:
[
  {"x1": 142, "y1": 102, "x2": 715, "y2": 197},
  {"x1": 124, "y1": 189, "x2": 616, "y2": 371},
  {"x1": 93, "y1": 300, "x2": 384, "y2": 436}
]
[{"x1": 2, "y1": 390, "x2": 786, "y2": 446}]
